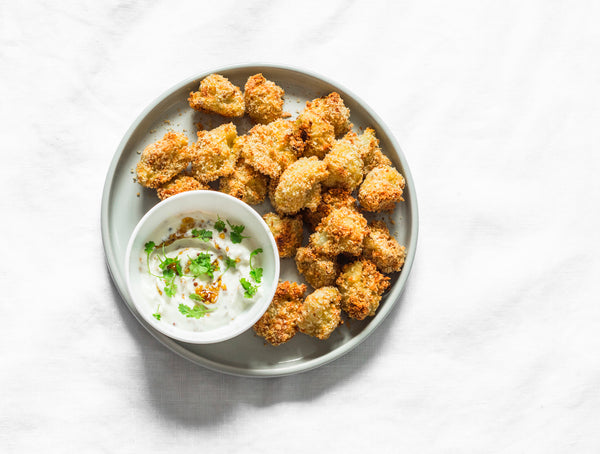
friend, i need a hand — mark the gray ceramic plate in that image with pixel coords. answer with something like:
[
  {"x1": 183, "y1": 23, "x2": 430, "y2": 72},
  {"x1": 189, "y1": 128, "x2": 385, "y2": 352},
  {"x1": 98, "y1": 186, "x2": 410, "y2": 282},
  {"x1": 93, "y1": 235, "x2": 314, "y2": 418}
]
[{"x1": 101, "y1": 64, "x2": 418, "y2": 377}]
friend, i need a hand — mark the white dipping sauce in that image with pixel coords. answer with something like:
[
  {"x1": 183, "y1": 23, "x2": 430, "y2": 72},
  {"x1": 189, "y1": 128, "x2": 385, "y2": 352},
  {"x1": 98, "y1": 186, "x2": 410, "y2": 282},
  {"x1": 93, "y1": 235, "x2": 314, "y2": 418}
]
[{"x1": 138, "y1": 212, "x2": 264, "y2": 332}]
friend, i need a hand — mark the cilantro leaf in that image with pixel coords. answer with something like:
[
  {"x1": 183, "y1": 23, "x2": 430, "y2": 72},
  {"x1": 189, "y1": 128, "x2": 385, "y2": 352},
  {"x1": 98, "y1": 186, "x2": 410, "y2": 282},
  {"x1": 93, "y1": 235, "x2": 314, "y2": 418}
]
[
  {"x1": 192, "y1": 228, "x2": 212, "y2": 242},
  {"x1": 240, "y1": 277, "x2": 258, "y2": 298},
  {"x1": 164, "y1": 281, "x2": 177, "y2": 297},
  {"x1": 249, "y1": 248, "x2": 263, "y2": 283},
  {"x1": 152, "y1": 312, "x2": 161, "y2": 321},
  {"x1": 224, "y1": 256, "x2": 237, "y2": 272},
  {"x1": 178, "y1": 303, "x2": 212, "y2": 319},
  {"x1": 160, "y1": 257, "x2": 182, "y2": 276},
  {"x1": 189, "y1": 293, "x2": 204, "y2": 303},
  {"x1": 249, "y1": 268, "x2": 263, "y2": 283},
  {"x1": 227, "y1": 220, "x2": 249, "y2": 244},
  {"x1": 188, "y1": 253, "x2": 218, "y2": 279},
  {"x1": 214, "y1": 217, "x2": 225, "y2": 232},
  {"x1": 144, "y1": 241, "x2": 155, "y2": 255}
]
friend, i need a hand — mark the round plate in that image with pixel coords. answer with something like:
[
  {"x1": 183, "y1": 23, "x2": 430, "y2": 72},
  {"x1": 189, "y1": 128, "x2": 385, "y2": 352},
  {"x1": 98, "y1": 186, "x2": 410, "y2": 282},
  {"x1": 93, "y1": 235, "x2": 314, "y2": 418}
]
[{"x1": 101, "y1": 64, "x2": 418, "y2": 377}]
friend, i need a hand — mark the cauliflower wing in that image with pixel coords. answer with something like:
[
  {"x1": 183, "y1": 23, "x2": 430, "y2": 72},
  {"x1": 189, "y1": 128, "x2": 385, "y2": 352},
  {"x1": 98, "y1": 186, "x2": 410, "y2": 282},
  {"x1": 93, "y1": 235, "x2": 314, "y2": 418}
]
[
  {"x1": 308, "y1": 206, "x2": 368, "y2": 256},
  {"x1": 218, "y1": 158, "x2": 267, "y2": 205},
  {"x1": 263, "y1": 212, "x2": 303, "y2": 258},
  {"x1": 358, "y1": 165, "x2": 406, "y2": 212},
  {"x1": 156, "y1": 174, "x2": 208, "y2": 200},
  {"x1": 298, "y1": 286, "x2": 342, "y2": 340},
  {"x1": 323, "y1": 131, "x2": 364, "y2": 191},
  {"x1": 362, "y1": 221, "x2": 407, "y2": 274},
  {"x1": 336, "y1": 259, "x2": 390, "y2": 320},
  {"x1": 272, "y1": 156, "x2": 328, "y2": 215},
  {"x1": 136, "y1": 132, "x2": 190, "y2": 188},
  {"x1": 190, "y1": 123, "x2": 239, "y2": 183},
  {"x1": 295, "y1": 246, "x2": 339, "y2": 289},
  {"x1": 188, "y1": 73, "x2": 244, "y2": 117},
  {"x1": 244, "y1": 73, "x2": 288, "y2": 124}
]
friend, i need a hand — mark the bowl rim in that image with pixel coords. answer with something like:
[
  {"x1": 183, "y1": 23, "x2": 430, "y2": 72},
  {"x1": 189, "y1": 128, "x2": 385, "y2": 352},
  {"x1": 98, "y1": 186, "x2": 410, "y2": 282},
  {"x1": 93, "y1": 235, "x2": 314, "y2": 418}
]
[
  {"x1": 101, "y1": 62, "x2": 418, "y2": 376},
  {"x1": 124, "y1": 190, "x2": 281, "y2": 344}
]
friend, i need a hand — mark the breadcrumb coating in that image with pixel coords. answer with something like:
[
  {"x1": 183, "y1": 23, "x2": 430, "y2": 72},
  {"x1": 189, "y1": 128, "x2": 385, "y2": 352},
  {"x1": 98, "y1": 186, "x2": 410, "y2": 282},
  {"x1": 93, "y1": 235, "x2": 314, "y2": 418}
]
[
  {"x1": 218, "y1": 158, "x2": 267, "y2": 205},
  {"x1": 295, "y1": 246, "x2": 339, "y2": 289},
  {"x1": 188, "y1": 73, "x2": 245, "y2": 117},
  {"x1": 263, "y1": 212, "x2": 303, "y2": 258},
  {"x1": 302, "y1": 188, "x2": 357, "y2": 229},
  {"x1": 309, "y1": 206, "x2": 367, "y2": 256},
  {"x1": 136, "y1": 132, "x2": 190, "y2": 188},
  {"x1": 293, "y1": 109, "x2": 335, "y2": 159},
  {"x1": 253, "y1": 281, "x2": 306, "y2": 346},
  {"x1": 244, "y1": 73, "x2": 288, "y2": 124},
  {"x1": 298, "y1": 286, "x2": 342, "y2": 340},
  {"x1": 241, "y1": 119, "x2": 298, "y2": 178},
  {"x1": 305, "y1": 92, "x2": 351, "y2": 136},
  {"x1": 358, "y1": 165, "x2": 406, "y2": 212},
  {"x1": 323, "y1": 131, "x2": 364, "y2": 191},
  {"x1": 358, "y1": 127, "x2": 391, "y2": 175},
  {"x1": 336, "y1": 259, "x2": 390, "y2": 320},
  {"x1": 272, "y1": 156, "x2": 328, "y2": 215},
  {"x1": 190, "y1": 123, "x2": 239, "y2": 183},
  {"x1": 156, "y1": 174, "x2": 208, "y2": 200},
  {"x1": 362, "y1": 221, "x2": 407, "y2": 274}
]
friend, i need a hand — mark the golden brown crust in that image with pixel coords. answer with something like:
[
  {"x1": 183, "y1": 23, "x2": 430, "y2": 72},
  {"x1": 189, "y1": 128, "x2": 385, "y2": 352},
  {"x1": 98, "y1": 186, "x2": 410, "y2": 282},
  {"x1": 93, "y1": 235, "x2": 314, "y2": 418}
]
[
  {"x1": 136, "y1": 132, "x2": 190, "y2": 188},
  {"x1": 253, "y1": 281, "x2": 306, "y2": 346},
  {"x1": 272, "y1": 157, "x2": 328, "y2": 215},
  {"x1": 362, "y1": 221, "x2": 407, "y2": 274},
  {"x1": 188, "y1": 74, "x2": 245, "y2": 117},
  {"x1": 297, "y1": 286, "x2": 342, "y2": 340},
  {"x1": 156, "y1": 174, "x2": 208, "y2": 200},
  {"x1": 244, "y1": 73, "x2": 288, "y2": 124},
  {"x1": 358, "y1": 165, "x2": 406, "y2": 212},
  {"x1": 240, "y1": 120, "x2": 298, "y2": 179},
  {"x1": 305, "y1": 92, "x2": 351, "y2": 136},
  {"x1": 295, "y1": 246, "x2": 339, "y2": 289},
  {"x1": 336, "y1": 259, "x2": 390, "y2": 320},
  {"x1": 358, "y1": 128, "x2": 391, "y2": 175},
  {"x1": 190, "y1": 123, "x2": 239, "y2": 183},
  {"x1": 292, "y1": 110, "x2": 335, "y2": 159},
  {"x1": 263, "y1": 212, "x2": 303, "y2": 258},
  {"x1": 218, "y1": 158, "x2": 267, "y2": 205},
  {"x1": 302, "y1": 188, "x2": 357, "y2": 230},
  {"x1": 308, "y1": 206, "x2": 368, "y2": 256},
  {"x1": 323, "y1": 131, "x2": 364, "y2": 191}
]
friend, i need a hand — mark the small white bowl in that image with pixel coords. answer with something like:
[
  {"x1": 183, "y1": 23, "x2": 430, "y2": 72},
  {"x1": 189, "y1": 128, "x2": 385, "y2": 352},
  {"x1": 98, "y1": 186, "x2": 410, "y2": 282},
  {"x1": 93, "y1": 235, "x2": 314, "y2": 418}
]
[{"x1": 124, "y1": 190, "x2": 280, "y2": 344}]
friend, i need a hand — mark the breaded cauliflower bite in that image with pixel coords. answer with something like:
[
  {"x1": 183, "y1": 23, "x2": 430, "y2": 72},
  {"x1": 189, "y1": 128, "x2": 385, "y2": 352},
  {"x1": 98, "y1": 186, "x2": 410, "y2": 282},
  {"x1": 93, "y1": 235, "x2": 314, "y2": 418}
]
[
  {"x1": 156, "y1": 174, "x2": 208, "y2": 200},
  {"x1": 263, "y1": 212, "x2": 303, "y2": 258},
  {"x1": 336, "y1": 259, "x2": 390, "y2": 320},
  {"x1": 188, "y1": 73, "x2": 245, "y2": 117},
  {"x1": 358, "y1": 165, "x2": 406, "y2": 212},
  {"x1": 253, "y1": 281, "x2": 306, "y2": 346},
  {"x1": 218, "y1": 158, "x2": 267, "y2": 205},
  {"x1": 358, "y1": 127, "x2": 391, "y2": 175},
  {"x1": 240, "y1": 119, "x2": 298, "y2": 179},
  {"x1": 363, "y1": 221, "x2": 407, "y2": 274},
  {"x1": 295, "y1": 246, "x2": 339, "y2": 289},
  {"x1": 323, "y1": 131, "x2": 364, "y2": 191},
  {"x1": 244, "y1": 73, "x2": 288, "y2": 124},
  {"x1": 272, "y1": 156, "x2": 328, "y2": 215},
  {"x1": 136, "y1": 132, "x2": 190, "y2": 188},
  {"x1": 293, "y1": 110, "x2": 335, "y2": 159},
  {"x1": 298, "y1": 286, "x2": 342, "y2": 340},
  {"x1": 309, "y1": 206, "x2": 368, "y2": 256},
  {"x1": 302, "y1": 188, "x2": 357, "y2": 229},
  {"x1": 190, "y1": 123, "x2": 239, "y2": 183},
  {"x1": 305, "y1": 92, "x2": 351, "y2": 136}
]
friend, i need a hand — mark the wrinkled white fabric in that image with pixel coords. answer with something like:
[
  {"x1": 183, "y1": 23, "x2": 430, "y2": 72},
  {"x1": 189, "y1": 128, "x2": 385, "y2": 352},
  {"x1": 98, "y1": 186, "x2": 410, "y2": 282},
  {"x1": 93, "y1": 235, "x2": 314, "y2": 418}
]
[{"x1": 1, "y1": 1, "x2": 599, "y2": 452}]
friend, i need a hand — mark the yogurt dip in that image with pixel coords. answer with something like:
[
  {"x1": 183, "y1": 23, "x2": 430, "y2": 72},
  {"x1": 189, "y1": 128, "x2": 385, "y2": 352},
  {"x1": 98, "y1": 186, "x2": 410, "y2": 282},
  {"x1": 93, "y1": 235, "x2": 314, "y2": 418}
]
[{"x1": 137, "y1": 212, "x2": 264, "y2": 332}]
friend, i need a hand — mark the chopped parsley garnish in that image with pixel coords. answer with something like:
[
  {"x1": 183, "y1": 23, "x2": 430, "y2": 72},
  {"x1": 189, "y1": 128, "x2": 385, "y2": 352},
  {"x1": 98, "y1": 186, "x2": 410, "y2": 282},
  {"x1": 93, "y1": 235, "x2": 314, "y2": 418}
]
[
  {"x1": 214, "y1": 216, "x2": 226, "y2": 232},
  {"x1": 227, "y1": 220, "x2": 249, "y2": 244},
  {"x1": 164, "y1": 281, "x2": 177, "y2": 297},
  {"x1": 224, "y1": 256, "x2": 237, "y2": 272},
  {"x1": 188, "y1": 253, "x2": 219, "y2": 279},
  {"x1": 144, "y1": 241, "x2": 155, "y2": 255},
  {"x1": 192, "y1": 228, "x2": 212, "y2": 242},
  {"x1": 152, "y1": 312, "x2": 161, "y2": 321},
  {"x1": 189, "y1": 293, "x2": 203, "y2": 303},
  {"x1": 240, "y1": 277, "x2": 258, "y2": 298},
  {"x1": 178, "y1": 303, "x2": 212, "y2": 319},
  {"x1": 249, "y1": 248, "x2": 263, "y2": 283}
]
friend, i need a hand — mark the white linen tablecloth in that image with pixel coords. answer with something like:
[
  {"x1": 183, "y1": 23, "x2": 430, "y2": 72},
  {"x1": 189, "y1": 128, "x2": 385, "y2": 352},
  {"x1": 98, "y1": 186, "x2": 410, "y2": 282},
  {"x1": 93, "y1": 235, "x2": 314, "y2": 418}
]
[{"x1": 2, "y1": 1, "x2": 599, "y2": 452}]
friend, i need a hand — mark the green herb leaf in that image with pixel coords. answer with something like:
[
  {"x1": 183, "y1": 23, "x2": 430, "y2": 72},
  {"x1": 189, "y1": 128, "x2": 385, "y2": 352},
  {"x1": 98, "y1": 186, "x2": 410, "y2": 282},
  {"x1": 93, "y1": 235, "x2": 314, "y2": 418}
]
[
  {"x1": 227, "y1": 221, "x2": 249, "y2": 244},
  {"x1": 240, "y1": 277, "x2": 258, "y2": 298},
  {"x1": 224, "y1": 256, "x2": 237, "y2": 272},
  {"x1": 249, "y1": 248, "x2": 263, "y2": 283},
  {"x1": 164, "y1": 282, "x2": 177, "y2": 297},
  {"x1": 188, "y1": 253, "x2": 218, "y2": 279},
  {"x1": 144, "y1": 241, "x2": 156, "y2": 255},
  {"x1": 160, "y1": 257, "x2": 183, "y2": 276},
  {"x1": 214, "y1": 217, "x2": 225, "y2": 232},
  {"x1": 192, "y1": 228, "x2": 212, "y2": 242},
  {"x1": 178, "y1": 303, "x2": 212, "y2": 319},
  {"x1": 189, "y1": 293, "x2": 203, "y2": 302},
  {"x1": 152, "y1": 312, "x2": 161, "y2": 321}
]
